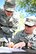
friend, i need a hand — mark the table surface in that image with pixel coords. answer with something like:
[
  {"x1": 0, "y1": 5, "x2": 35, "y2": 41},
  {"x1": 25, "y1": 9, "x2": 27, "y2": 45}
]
[
  {"x1": 0, "y1": 47, "x2": 36, "y2": 54},
  {"x1": 0, "y1": 47, "x2": 25, "y2": 53}
]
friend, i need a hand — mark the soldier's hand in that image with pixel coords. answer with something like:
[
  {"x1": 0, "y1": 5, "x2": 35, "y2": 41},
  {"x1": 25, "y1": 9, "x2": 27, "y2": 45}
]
[
  {"x1": 13, "y1": 42, "x2": 26, "y2": 48},
  {"x1": 7, "y1": 42, "x2": 14, "y2": 48},
  {"x1": 28, "y1": 42, "x2": 32, "y2": 48}
]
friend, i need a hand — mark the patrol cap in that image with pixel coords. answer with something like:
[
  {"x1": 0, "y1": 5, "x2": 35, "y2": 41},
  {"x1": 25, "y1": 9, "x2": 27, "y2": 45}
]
[
  {"x1": 4, "y1": 1, "x2": 15, "y2": 11},
  {"x1": 6, "y1": 0, "x2": 15, "y2": 5},
  {"x1": 25, "y1": 16, "x2": 36, "y2": 26}
]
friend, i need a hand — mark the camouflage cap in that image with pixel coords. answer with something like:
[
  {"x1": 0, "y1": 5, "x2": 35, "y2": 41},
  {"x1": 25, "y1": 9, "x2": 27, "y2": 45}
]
[
  {"x1": 25, "y1": 16, "x2": 36, "y2": 26},
  {"x1": 5, "y1": 0, "x2": 15, "y2": 5},
  {"x1": 4, "y1": 0, "x2": 15, "y2": 11}
]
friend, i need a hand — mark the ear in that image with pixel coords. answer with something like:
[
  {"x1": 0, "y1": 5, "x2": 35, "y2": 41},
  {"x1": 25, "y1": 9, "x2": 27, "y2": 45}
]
[{"x1": 33, "y1": 27, "x2": 36, "y2": 35}]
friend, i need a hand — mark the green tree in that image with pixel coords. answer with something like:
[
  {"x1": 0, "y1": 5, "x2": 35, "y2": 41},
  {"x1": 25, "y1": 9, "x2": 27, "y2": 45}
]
[{"x1": 16, "y1": 0, "x2": 36, "y2": 14}]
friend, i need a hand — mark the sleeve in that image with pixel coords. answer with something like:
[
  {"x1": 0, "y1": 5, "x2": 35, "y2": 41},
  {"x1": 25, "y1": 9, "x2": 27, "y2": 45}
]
[
  {"x1": 29, "y1": 35, "x2": 36, "y2": 49},
  {"x1": 12, "y1": 31, "x2": 21, "y2": 44},
  {"x1": 32, "y1": 36, "x2": 36, "y2": 49},
  {"x1": 12, "y1": 17, "x2": 19, "y2": 28},
  {"x1": 8, "y1": 17, "x2": 19, "y2": 33}
]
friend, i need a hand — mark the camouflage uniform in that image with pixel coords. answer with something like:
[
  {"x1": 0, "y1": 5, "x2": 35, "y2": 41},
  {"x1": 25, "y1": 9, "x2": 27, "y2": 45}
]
[
  {"x1": 0, "y1": 1, "x2": 18, "y2": 40},
  {"x1": 12, "y1": 30, "x2": 36, "y2": 49}
]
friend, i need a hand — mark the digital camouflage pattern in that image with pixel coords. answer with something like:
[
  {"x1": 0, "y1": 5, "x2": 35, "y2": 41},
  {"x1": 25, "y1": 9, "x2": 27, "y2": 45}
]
[
  {"x1": 0, "y1": 9, "x2": 18, "y2": 38},
  {"x1": 5, "y1": 0, "x2": 15, "y2": 5},
  {"x1": 12, "y1": 30, "x2": 36, "y2": 49}
]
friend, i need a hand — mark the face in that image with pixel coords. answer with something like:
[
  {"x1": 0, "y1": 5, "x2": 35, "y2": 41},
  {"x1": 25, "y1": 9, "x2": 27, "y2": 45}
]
[
  {"x1": 5, "y1": 10, "x2": 13, "y2": 16},
  {"x1": 24, "y1": 24, "x2": 35, "y2": 34}
]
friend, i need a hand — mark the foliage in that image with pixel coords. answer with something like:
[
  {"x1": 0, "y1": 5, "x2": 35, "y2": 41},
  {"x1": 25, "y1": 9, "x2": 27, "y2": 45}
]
[{"x1": 16, "y1": 0, "x2": 36, "y2": 14}]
